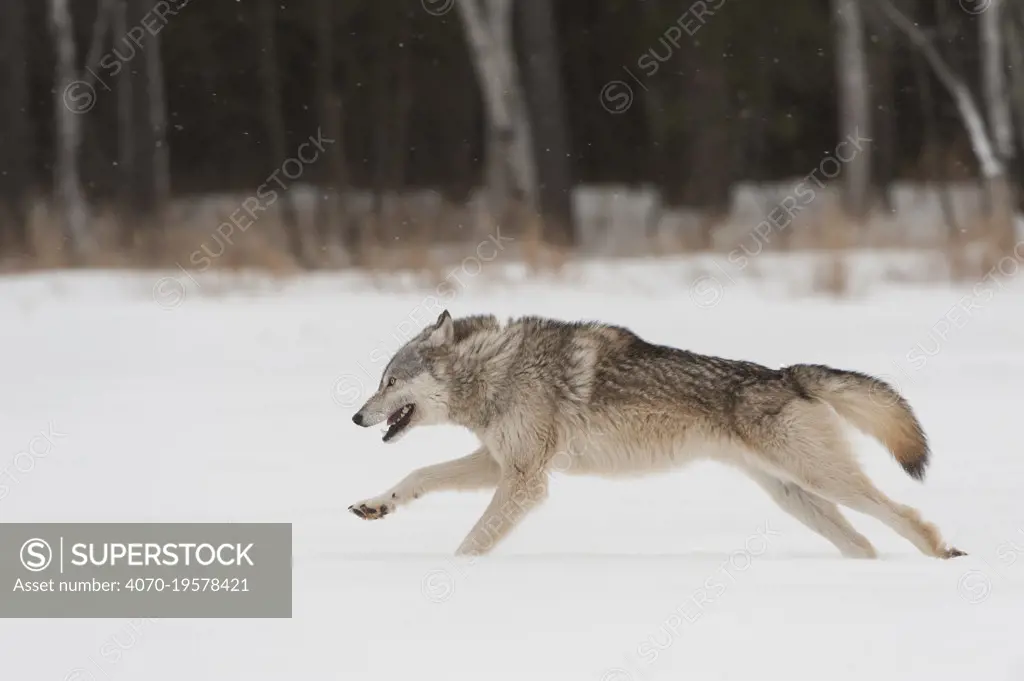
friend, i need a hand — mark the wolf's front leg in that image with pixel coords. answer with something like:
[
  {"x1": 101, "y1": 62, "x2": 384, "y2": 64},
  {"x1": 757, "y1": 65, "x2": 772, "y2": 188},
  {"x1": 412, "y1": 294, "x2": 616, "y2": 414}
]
[
  {"x1": 349, "y1": 447, "x2": 499, "y2": 520},
  {"x1": 455, "y1": 468, "x2": 549, "y2": 555}
]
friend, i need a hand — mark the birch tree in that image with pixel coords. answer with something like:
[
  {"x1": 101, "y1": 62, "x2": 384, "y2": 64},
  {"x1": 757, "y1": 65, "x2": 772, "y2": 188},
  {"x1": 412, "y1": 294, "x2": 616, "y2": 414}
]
[
  {"x1": 456, "y1": 0, "x2": 538, "y2": 230},
  {"x1": 1006, "y1": 9, "x2": 1024, "y2": 158},
  {"x1": 982, "y1": 0, "x2": 1014, "y2": 164}
]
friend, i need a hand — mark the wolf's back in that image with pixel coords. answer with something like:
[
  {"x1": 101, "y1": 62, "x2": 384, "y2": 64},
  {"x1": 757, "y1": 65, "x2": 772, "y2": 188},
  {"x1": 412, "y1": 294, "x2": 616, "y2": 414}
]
[{"x1": 785, "y1": 363, "x2": 930, "y2": 480}]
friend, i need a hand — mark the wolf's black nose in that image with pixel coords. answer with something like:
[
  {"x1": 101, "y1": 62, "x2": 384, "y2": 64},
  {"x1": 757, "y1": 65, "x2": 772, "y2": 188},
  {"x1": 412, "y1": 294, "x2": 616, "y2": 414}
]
[{"x1": 352, "y1": 413, "x2": 364, "y2": 426}]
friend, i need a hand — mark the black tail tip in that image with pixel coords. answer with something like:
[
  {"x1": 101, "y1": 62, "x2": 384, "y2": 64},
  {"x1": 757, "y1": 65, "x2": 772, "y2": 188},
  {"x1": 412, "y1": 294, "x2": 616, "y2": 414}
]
[{"x1": 902, "y1": 456, "x2": 929, "y2": 481}]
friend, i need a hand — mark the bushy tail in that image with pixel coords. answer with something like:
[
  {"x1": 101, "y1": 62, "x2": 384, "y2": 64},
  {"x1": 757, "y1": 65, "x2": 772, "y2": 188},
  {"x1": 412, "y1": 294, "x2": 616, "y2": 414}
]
[{"x1": 786, "y1": 363, "x2": 930, "y2": 481}]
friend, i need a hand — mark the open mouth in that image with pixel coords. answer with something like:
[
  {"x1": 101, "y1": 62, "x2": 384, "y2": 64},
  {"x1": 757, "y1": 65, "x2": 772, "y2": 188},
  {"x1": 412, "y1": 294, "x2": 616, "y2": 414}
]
[{"x1": 382, "y1": 404, "x2": 415, "y2": 442}]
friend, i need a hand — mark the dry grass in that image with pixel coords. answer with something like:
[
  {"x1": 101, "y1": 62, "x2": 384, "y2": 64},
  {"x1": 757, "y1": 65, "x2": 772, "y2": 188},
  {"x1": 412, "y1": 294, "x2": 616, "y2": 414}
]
[
  {"x1": 519, "y1": 210, "x2": 571, "y2": 275},
  {"x1": 8, "y1": 201, "x2": 300, "y2": 275},
  {"x1": 942, "y1": 210, "x2": 1018, "y2": 284},
  {"x1": 3, "y1": 195, "x2": 1018, "y2": 300},
  {"x1": 810, "y1": 206, "x2": 853, "y2": 297}
]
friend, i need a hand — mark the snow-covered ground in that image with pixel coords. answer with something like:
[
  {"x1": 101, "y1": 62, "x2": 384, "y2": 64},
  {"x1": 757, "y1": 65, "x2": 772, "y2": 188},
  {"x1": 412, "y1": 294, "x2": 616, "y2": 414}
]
[{"x1": 1, "y1": 259, "x2": 1023, "y2": 681}]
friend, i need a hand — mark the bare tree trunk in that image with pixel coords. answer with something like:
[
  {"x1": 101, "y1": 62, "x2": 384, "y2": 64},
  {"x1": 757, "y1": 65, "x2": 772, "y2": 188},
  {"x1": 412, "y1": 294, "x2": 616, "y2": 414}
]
[
  {"x1": 147, "y1": 15, "x2": 170, "y2": 212},
  {"x1": 867, "y1": 11, "x2": 896, "y2": 212},
  {"x1": 257, "y1": 0, "x2": 308, "y2": 268},
  {"x1": 913, "y1": 49, "x2": 960, "y2": 242},
  {"x1": 122, "y1": 0, "x2": 162, "y2": 253},
  {"x1": 516, "y1": 0, "x2": 576, "y2": 247},
  {"x1": 370, "y1": 2, "x2": 391, "y2": 244},
  {"x1": 1006, "y1": 14, "x2": 1024, "y2": 164},
  {"x1": 312, "y1": 0, "x2": 349, "y2": 258},
  {"x1": 115, "y1": 0, "x2": 135, "y2": 248},
  {"x1": 456, "y1": 0, "x2": 538, "y2": 231},
  {"x1": 391, "y1": 24, "x2": 413, "y2": 196},
  {"x1": 980, "y1": 0, "x2": 1018, "y2": 251},
  {"x1": 0, "y1": 0, "x2": 35, "y2": 256},
  {"x1": 78, "y1": 0, "x2": 115, "y2": 206},
  {"x1": 983, "y1": 0, "x2": 1015, "y2": 163},
  {"x1": 834, "y1": 0, "x2": 872, "y2": 221},
  {"x1": 682, "y1": 39, "x2": 733, "y2": 219},
  {"x1": 83, "y1": 0, "x2": 116, "y2": 81},
  {"x1": 49, "y1": 0, "x2": 93, "y2": 258},
  {"x1": 335, "y1": 6, "x2": 363, "y2": 256}
]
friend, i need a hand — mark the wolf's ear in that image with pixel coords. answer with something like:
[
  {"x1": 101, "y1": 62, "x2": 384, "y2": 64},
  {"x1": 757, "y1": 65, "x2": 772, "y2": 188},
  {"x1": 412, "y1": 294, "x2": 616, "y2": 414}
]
[{"x1": 427, "y1": 309, "x2": 454, "y2": 346}]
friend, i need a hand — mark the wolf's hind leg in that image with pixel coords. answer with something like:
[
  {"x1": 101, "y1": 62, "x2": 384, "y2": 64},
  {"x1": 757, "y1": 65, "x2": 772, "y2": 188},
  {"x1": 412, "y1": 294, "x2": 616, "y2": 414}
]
[
  {"x1": 760, "y1": 407, "x2": 963, "y2": 558},
  {"x1": 349, "y1": 447, "x2": 500, "y2": 520},
  {"x1": 745, "y1": 469, "x2": 876, "y2": 558}
]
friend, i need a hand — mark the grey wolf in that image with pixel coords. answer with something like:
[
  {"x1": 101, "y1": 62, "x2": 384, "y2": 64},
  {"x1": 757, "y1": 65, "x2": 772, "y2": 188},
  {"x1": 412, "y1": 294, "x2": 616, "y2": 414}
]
[{"x1": 350, "y1": 310, "x2": 965, "y2": 559}]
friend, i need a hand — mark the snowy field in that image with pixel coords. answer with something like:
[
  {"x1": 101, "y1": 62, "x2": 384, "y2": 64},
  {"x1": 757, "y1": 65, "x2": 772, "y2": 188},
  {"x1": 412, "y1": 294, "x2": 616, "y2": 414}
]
[{"x1": 1, "y1": 257, "x2": 1023, "y2": 681}]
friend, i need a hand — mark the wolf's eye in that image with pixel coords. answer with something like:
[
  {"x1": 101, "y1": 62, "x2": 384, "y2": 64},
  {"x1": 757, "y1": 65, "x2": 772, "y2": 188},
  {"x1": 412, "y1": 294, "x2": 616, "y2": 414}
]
[{"x1": 387, "y1": 377, "x2": 396, "y2": 387}]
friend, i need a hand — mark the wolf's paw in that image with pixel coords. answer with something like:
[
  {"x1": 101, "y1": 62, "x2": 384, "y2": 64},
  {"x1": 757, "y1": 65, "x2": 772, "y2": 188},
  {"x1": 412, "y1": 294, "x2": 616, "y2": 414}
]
[
  {"x1": 454, "y1": 538, "x2": 488, "y2": 557},
  {"x1": 348, "y1": 499, "x2": 394, "y2": 520},
  {"x1": 943, "y1": 546, "x2": 968, "y2": 559}
]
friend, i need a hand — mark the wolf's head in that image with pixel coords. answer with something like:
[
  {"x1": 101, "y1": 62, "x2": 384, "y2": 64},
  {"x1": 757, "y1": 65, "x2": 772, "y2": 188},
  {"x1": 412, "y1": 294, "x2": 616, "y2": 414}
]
[{"x1": 351, "y1": 310, "x2": 459, "y2": 444}]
